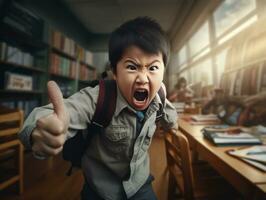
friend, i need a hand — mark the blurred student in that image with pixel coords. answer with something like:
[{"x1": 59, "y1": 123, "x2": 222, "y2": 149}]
[
  {"x1": 244, "y1": 91, "x2": 266, "y2": 107},
  {"x1": 202, "y1": 90, "x2": 266, "y2": 126},
  {"x1": 168, "y1": 77, "x2": 194, "y2": 102}
]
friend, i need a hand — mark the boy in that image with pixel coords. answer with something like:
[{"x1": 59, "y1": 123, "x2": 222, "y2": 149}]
[{"x1": 19, "y1": 17, "x2": 177, "y2": 200}]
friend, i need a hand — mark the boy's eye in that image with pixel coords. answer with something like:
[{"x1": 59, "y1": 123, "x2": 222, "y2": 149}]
[
  {"x1": 149, "y1": 65, "x2": 159, "y2": 71},
  {"x1": 126, "y1": 64, "x2": 137, "y2": 71}
]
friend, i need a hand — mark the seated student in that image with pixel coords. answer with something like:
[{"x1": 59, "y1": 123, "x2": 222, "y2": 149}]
[
  {"x1": 202, "y1": 90, "x2": 266, "y2": 126},
  {"x1": 244, "y1": 91, "x2": 266, "y2": 126},
  {"x1": 168, "y1": 77, "x2": 194, "y2": 102},
  {"x1": 244, "y1": 90, "x2": 266, "y2": 107},
  {"x1": 18, "y1": 17, "x2": 177, "y2": 200}
]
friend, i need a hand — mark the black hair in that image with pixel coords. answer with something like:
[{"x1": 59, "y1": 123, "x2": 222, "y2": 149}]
[
  {"x1": 101, "y1": 71, "x2": 108, "y2": 79},
  {"x1": 175, "y1": 77, "x2": 187, "y2": 89},
  {"x1": 108, "y1": 16, "x2": 170, "y2": 73}
]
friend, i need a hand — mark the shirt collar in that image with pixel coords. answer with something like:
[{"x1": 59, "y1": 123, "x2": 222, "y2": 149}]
[{"x1": 114, "y1": 85, "x2": 131, "y2": 117}]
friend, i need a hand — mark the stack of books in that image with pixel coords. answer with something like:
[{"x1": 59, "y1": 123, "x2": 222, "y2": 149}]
[
  {"x1": 172, "y1": 102, "x2": 185, "y2": 114},
  {"x1": 228, "y1": 145, "x2": 266, "y2": 171},
  {"x1": 190, "y1": 114, "x2": 220, "y2": 125},
  {"x1": 202, "y1": 125, "x2": 262, "y2": 146}
]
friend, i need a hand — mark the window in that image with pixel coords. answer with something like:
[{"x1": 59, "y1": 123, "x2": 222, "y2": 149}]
[
  {"x1": 217, "y1": 15, "x2": 258, "y2": 45},
  {"x1": 191, "y1": 59, "x2": 213, "y2": 85},
  {"x1": 174, "y1": 0, "x2": 260, "y2": 88},
  {"x1": 214, "y1": 0, "x2": 256, "y2": 38},
  {"x1": 178, "y1": 45, "x2": 187, "y2": 67},
  {"x1": 188, "y1": 22, "x2": 210, "y2": 58},
  {"x1": 215, "y1": 49, "x2": 229, "y2": 85}
]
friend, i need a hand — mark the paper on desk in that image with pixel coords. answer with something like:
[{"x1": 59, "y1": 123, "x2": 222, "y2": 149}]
[
  {"x1": 228, "y1": 145, "x2": 266, "y2": 164},
  {"x1": 191, "y1": 114, "x2": 219, "y2": 121},
  {"x1": 203, "y1": 125, "x2": 242, "y2": 133},
  {"x1": 242, "y1": 158, "x2": 266, "y2": 172},
  {"x1": 215, "y1": 132, "x2": 256, "y2": 139}
]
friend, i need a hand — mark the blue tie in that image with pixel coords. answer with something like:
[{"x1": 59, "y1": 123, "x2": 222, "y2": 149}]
[{"x1": 136, "y1": 111, "x2": 145, "y2": 136}]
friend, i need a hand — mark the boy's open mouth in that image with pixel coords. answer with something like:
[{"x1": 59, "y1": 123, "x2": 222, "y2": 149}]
[{"x1": 133, "y1": 89, "x2": 148, "y2": 102}]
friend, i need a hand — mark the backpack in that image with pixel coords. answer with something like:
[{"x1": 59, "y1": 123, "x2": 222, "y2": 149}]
[{"x1": 62, "y1": 79, "x2": 166, "y2": 175}]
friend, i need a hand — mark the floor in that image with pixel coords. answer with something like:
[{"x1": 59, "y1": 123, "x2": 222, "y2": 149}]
[
  {"x1": 0, "y1": 134, "x2": 169, "y2": 200},
  {"x1": 1, "y1": 153, "x2": 84, "y2": 200}
]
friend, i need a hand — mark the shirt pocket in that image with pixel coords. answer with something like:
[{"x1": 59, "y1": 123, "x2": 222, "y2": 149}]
[{"x1": 102, "y1": 125, "x2": 130, "y2": 155}]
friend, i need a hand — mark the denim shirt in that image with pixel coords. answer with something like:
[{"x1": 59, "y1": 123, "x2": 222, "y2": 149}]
[{"x1": 19, "y1": 84, "x2": 177, "y2": 200}]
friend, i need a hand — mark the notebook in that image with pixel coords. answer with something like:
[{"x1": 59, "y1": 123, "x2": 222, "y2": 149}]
[
  {"x1": 190, "y1": 114, "x2": 220, "y2": 125},
  {"x1": 228, "y1": 145, "x2": 266, "y2": 171},
  {"x1": 202, "y1": 130, "x2": 262, "y2": 146}
]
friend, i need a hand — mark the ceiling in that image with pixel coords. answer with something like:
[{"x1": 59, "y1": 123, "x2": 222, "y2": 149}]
[
  {"x1": 62, "y1": 0, "x2": 186, "y2": 34},
  {"x1": 20, "y1": 0, "x2": 221, "y2": 51}
]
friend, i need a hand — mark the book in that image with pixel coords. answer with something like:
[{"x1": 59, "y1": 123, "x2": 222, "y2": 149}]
[
  {"x1": 189, "y1": 114, "x2": 220, "y2": 125},
  {"x1": 233, "y1": 70, "x2": 243, "y2": 96},
  {"x1": 228, "y1": 145, "x2": 266, "y2": 171},
  {"x1": 260, "y1": 62, "x2": 266, "y2": 92},
  {"x1": 191, "y1": 114, "x2": 220, "y2": 122},
  {"x1": 203, "y1": 130, "x2": 262, "y2": 146},
  {"x1": 172, "y1": 102, "x2": 185, "y2": 113},
  {"x1": 0, "y1": 42, "x2": 7, "y2": 60},
  {"x1": 5, "y1": 72, "x2": 33, "y2": 91},
  {"x1": 229, "y1": 71, "x2": 237, "y2": 95},
  {"x1": 250, "y1": 66, "x2": 259, "y2": 95},
  {"x1": 203, "y1": 125, "x2": 242, "y2": 133},
  {"x1": 241, "y1": 68, "x2": 252, "y2": 95}
]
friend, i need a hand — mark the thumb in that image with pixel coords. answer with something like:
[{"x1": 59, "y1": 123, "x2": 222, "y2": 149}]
[{"x1": 47, "y1": 81, "x2": 65, "y2": 120}]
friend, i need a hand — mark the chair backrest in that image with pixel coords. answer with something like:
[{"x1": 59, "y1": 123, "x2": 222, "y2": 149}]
[
  {"x1": 0, "y1": 106, "x2": 24, "y2": 138},
  {"x1": 165, "y1": 130, "x2": 195, "y2": 200}
]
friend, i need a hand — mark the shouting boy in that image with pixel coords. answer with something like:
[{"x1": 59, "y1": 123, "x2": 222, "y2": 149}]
[{"x1": 19, "y1": 17, "x2": 177, "y2": 200}]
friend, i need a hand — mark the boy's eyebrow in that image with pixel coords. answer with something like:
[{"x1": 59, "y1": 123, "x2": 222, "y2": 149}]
[
  {"x1": 145, "y1": 60, "x2": 161, "y2": 67},
  {"x1": 124, "y1": 59, "x2": 141, "y2": 67},
  {"x1": 124, "y1": 59, "x2": 161, "y2": 67}
]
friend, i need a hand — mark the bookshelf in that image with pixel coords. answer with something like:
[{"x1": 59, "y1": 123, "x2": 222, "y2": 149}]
[
  {"x1": 0, "y1": 1, "x2": 97, "y2": 118},
  {"x1": 220, "y1": 17, "x2": 266, "y2": 97},
  {"x1": 0, "y1": 1, "x2": 99, "y2": 194},
  {"x1": 48, "y1": 29, "x2": 97, "y2": 98},
  {"x1": 0, "y1": 0, "x2": 47, "y2": 117}
]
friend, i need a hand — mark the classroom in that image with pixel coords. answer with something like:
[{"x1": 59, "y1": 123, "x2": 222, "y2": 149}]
[{"x1": 0, "y1": 0, "x2": 265, "y2": 199}]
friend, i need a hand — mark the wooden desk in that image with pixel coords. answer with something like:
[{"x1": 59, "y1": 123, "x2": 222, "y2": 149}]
[{"x1": 178, "y1": 117, "x2": 266, "y2": 199}]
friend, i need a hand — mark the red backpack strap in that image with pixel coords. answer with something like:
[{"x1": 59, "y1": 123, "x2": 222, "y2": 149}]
[
  {"x1": 91, "y1": 79, "x2": 117, "y2": 127},
  {"x1": 158, "y1": 86, "x2": 166, "y2": 105},
  {"x1": 156, "y1": 86, "x2": 166, "y2": 121}
]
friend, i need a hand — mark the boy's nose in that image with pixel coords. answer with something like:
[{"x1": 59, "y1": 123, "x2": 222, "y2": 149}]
[{"x1": 136, "y1": 72, "x2": 149, "y2": 84}]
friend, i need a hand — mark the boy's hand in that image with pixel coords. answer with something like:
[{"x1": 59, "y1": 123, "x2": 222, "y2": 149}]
[{"x1": 32, "y1": 81, "x2": 70, "y2": 157}]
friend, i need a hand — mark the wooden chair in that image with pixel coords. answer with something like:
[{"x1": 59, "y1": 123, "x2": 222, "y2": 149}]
[
  {"x1": 165, "y1": 130, "x2": 237, "y2": 200},
  {"x1": 0, "y1": 106, "x2": 24, "y2": 194}
]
